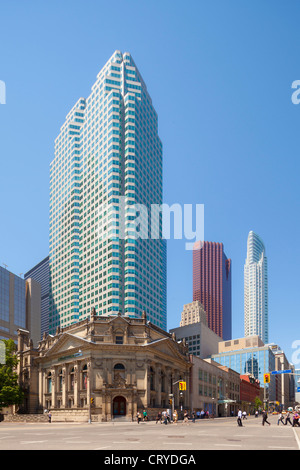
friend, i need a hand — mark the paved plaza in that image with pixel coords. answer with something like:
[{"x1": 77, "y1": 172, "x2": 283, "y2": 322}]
[{"x1": 0, "y1": 414, "x2": 299, "y2": 451}]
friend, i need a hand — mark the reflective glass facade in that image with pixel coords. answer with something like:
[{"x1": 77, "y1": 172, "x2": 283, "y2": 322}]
[
  {"x1": 49, "y1": 51, "x2": 166, "y2": 334},
  {"x1": 0, "y1": 267, "x2": 26, "y2": 340},
  {"x1": 244, "y1": 231, "x2": 269, "y2": 343},
  {"x1": 193, "y1": 241, "x2": 232, "y2": 340},
  {"x1": 211, "y1": 345, "x2": 276, "y2": 401}
]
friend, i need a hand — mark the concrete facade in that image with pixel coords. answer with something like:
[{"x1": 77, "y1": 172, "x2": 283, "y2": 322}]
[
  {"x1": 170, "y1": 321, "x2": 222, "y2": 359},
  {"x1": 189, "y1": 356, "x2": 240, "y2": 417},
  {"x1": 179, "y1": 301, "x2": 207, "y2": 327}
]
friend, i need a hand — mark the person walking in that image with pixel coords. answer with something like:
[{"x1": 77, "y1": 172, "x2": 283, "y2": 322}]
[
  {"x1": 183, "y1": 410, "x2": 189, "y2": 424},
  {"x1": 192, "y1": 410, "x2": 196, "y2": 423},
  {"x1": 173, "y1": 409, "x2": 178, "y2": 424},
  {"x1": 48, "y1": 411, "x2": 52, "y2": 423},
  {"x1": 284, "y1": 411, "x2": 292, "y2": 426},
  {"x1": 277, "y1": 412, "x2": 284, "y2": 425},
  {"x1": 143, "y1": 409, "x2": 148, "y2": 422},
  {"x1": 156, "y1": 411, "x2": 162, "y2": 424},
  {"x1": 162, "y1": 410, "x2": 168, "y2": 425},
  {"x1": 237, "y1": 409, "x2": 243, "y2": 427},
  {"x1": 242, "y1": 411, "x2": 247, "y2": 420},
  {"x1": 136, "y1": 411, "x2": 142, "y2": 424},
  {"x1": 262, "y1": 410, "x2": 271, "y2": 426}
]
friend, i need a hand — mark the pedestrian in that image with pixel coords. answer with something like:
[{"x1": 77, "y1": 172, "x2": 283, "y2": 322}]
[
  {"x1": 196, "y1": 410, "x2": 200, "y2": 420},
  {"x1": 48, "y1": 411, "x2": 52, "y2": 423},
  {"x1": 200, "y1": 409, "x2": 205, "y2": 419},
  {"x1": 162, "y1": 410, "x2": 168, "y2": 425},
  {"x1": 255, "y1": 410, "x2": 259, "y2": 418},
  {"x1": 192, "y1": 410, "x2": 196, "y2": 423},
  {"x1": 242, "y1": 411, "x2": 247, "y2": 420},
  {"x1": 156, "y1": 411, "x2": 162, "y2": 424},
  {"x1": 284, "y1": 411, "x2": 292, "y2": 426},
  {"x1": 136, "y1": 411, "x2": 142, "y2": 424},
  {"x1": 237, "y1": 409, "x2": 243, "y2": 427},
  {"x1": 143, "y1": 409, "x2": 148, "y2": 422},
  {"x1": 277, "y1": 412, "x2": 284, "y2": 425},
  {"x1": 262, "y1": 410, "x2": 271, "y2": 426},
  {"x1": 293, "y1": 412, "x2": 299, "y2": 427},
  {"x1": 183, "y1": 410, "x2": 189, "y2": 424},
  {"x1": 173, "y1": 409, "x2": 178, "y2": 424}
]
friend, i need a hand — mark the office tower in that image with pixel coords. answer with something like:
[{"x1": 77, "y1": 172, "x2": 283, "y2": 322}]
[
  {"x1": 0, "y1": 266, "x2": 41, "y2": 346},
  {"x1": 25, "y1": 278, "x2": 41, "y2": 347},
  {"x1": 25, "y1": 256, "x2": 50, "y2": 338},
  {"x1": 244, "y1": 231, "x2": 268, "y2": 344},
  {"x1": 193, "y1": 241, "x2": 232, "y2": 340},
  {"x1": 49, "y1": 51, "x2": 166, "y2": 334},
  {"x1": 180, "y1": 301, "x2": 207, "y2": 327},
  {"x1": 211, "y1": 336, "x2": 276, "y2": 402}
]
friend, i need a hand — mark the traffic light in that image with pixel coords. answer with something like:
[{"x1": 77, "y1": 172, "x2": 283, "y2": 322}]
[
  {"x1": 169, "y1": 399, "x2": 173, "y2": 405},
  {"x1": 179, "y1": 381, "x2": 186, "y2": 391},
  {"x1": 90, "y1": 397, "x2": 94, "y2": 406},
  {"x1": 264, "y1": 373, "x2": 270, "y2": 384}
]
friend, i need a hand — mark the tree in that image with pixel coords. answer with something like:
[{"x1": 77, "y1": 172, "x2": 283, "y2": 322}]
[
  {"x1": 0, "y1": 339, "x2": 24, "y2": 410},
  {"x1": 254, "y1": 396, "x2": 262, "y2": 411}
]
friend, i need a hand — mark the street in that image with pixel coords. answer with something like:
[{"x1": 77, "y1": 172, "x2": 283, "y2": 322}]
[{"x1": 0, "y1": 414, "x2": 299, "y2": 451}]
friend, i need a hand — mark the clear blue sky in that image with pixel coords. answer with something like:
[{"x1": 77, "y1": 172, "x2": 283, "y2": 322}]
[{"x1": 0, "y1": 0, "x2": 299, "y2": 365}]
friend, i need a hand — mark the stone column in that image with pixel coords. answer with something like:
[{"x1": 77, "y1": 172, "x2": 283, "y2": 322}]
[
  {"x1": 62, "y1": 364, "x2": 67, "y2": 408},
  {"x1": 38, "y1": 367, "x2": 44, "y2": 410},
  {"x1": 51, "y1": 370, "x2": 56, "y2": 409},
  {"x1": 155, "y1": 365, "x2": 162, "y2": 406}
]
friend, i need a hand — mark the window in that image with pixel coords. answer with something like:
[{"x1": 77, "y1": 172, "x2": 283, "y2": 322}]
[
  {"x1": 82, "y1": 364, "x2": 88, "y2": 390},
  {"x1": 116, "y1": 335, "x2": 123, "y2": 344},
  {"x1": 47, "y1": 372, "x2": 52, "y2": 394}
]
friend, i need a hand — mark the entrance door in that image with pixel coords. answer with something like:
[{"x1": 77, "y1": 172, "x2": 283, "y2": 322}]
[{"x1": 113, "y1": 396, "x2": 126, "y2": 416}]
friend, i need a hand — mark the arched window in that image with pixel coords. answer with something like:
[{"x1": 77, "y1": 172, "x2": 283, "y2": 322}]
[{"x1": 114, "y1": 363, "x2": 125, "y2": 380}]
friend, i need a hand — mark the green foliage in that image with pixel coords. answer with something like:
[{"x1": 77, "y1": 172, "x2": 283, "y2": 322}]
[
  {"x1": 0, "y1": 339, "x2": 24, "y2": 410},
  {"x1": 254, "y1": 396, "x2": 262, "y2": 410}
]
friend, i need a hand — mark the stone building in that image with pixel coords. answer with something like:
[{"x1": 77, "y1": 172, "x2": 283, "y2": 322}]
[
  {"x1": 16, "y1": 311, "x2": 191, "y2": 422},
  {"x1": 189, "y1": 356, "x2": 240, "y2": 417}
]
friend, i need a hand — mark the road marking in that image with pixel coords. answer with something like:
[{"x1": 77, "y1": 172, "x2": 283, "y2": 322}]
[
  {"x1": 20, "y1": 441, "x2": 47, "y2": 444},
  {"x1": 215, "y1": 443, "x2": 242, "y2": 448},
  {"x1": 162, "y1": 442, "x2": 193, "y2": 445},
  {"x1": 293, "y1": 428, "x2": 300, "y2": 450},
  {"x1": 268, "y1": 446, "x2": 297, "y2": 450},
  {"x1": 94, "y1": 446, "x2": 112, "y2": 450},
  {"x1": 0, "y1": 436, "x2": 13, "y2": 440}
]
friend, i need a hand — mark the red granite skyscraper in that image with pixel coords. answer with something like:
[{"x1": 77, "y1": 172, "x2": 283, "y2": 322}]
[{"x1": 193, "y1": 241, "x2": 232, "y2": 340}]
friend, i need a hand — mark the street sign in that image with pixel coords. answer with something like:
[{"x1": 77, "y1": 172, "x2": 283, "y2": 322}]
[
  {"x1": 271, "y1": 369, "x2": 292, "y2": 375},
  {"x1": 297, "y1": 387, "x2": 300, "y2": 393}
]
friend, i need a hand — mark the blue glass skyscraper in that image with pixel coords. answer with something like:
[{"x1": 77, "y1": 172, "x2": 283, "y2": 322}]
[{"x1": 49, "y1": 51, "x2": 166, "y2": 333}]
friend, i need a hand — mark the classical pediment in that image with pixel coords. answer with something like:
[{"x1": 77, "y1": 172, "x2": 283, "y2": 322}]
[
  {"x1": 145, "y1": 338, "x2": 189, "y2": 365},
  {"x1": 41, "y1": 333, "x2": 92, "y2": 359}
]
